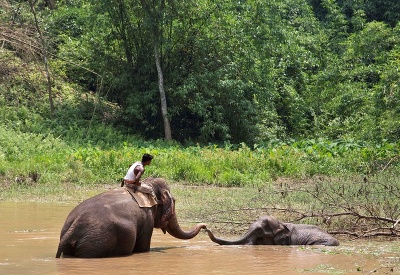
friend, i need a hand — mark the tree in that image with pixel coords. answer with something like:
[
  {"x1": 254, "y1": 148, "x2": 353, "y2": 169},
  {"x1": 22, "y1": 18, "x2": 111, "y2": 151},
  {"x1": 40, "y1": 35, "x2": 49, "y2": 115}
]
[
  {"x1": 139, "y1": 0, "x2": 172, "y2": 140},
  {"x1": 41, "y1": 0, "x2": 400, "y2": 144},
  {"x1": 80, "y1": 0, "x2": 172, "y2": 140},
  {"x1": 0, "y1": 0, "x2": 55, "y2": 116},
  {"x1": 364, "y1": 0, "x2": 400, "y2": 27},
  {"x1": 28, "y1": 0, "x2": 55, "y2": 116}
]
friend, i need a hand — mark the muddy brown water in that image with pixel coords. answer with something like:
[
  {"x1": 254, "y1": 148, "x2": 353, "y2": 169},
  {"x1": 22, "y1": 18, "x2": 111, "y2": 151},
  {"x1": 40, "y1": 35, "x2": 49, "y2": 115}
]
[{"x1": 0, "y1": 202, "x2": 399, "y2": 275}]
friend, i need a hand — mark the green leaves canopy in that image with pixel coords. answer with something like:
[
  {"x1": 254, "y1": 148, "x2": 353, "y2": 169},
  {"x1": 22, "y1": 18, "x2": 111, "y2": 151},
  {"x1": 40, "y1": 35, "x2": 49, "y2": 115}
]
[{"x1": 20, "y1": 0, "x2": 400, "y2": 144}]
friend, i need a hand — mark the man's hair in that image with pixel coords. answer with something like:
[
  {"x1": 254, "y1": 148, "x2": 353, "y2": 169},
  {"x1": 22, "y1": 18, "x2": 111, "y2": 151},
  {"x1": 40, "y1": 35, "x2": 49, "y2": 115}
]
[{"x1": 142, "y1": 153, "x2": 154, "y2": 163}]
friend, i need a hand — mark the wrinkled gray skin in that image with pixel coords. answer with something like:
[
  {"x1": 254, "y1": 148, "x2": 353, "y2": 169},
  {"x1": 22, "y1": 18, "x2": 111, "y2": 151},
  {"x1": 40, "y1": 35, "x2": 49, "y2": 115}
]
[
  {"x1": 56, "y1": 178, "x2": 207, "y2": 258},
  {"x1": 205, "y1": 215, "x2": 339, "y2": 246}
]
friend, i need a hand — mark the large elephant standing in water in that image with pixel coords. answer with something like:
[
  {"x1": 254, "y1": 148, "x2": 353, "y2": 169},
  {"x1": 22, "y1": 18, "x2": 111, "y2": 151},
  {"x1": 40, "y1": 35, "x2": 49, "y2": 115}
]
[
  {"x1": 206, "y1": 215, "x2": 339, "y2": 246},
  {"x1": 56, "y1": 177, "x2": 206, "y2": 258}
]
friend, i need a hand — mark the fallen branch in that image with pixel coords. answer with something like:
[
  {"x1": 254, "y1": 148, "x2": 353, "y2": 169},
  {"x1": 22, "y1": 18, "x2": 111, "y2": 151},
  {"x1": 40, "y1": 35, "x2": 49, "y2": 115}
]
[{"x1": 380, "y1": 155, "x2": 400, "y2": 173}]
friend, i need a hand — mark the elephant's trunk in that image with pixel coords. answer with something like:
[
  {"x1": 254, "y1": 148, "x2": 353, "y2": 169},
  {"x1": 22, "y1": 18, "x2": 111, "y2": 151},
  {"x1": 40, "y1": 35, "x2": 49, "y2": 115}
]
[
  {"x1": 205, "y1": 228, "x2": 253, "y2": 245},
  {"x1": 166, "y1": 213, "x2": 206, "y2": 239}
]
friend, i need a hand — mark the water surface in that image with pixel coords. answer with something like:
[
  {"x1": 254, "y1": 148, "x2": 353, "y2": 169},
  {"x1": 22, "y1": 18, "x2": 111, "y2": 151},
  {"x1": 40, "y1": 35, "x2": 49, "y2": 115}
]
[{"x1": 0, "y1": 202, "x2": 398, "y2": 274}]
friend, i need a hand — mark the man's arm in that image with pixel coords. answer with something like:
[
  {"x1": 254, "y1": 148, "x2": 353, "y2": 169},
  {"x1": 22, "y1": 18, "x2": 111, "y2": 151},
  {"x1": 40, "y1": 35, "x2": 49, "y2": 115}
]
[{"x1": 133, "y1": 166, "x2": 145, "y2": 185}]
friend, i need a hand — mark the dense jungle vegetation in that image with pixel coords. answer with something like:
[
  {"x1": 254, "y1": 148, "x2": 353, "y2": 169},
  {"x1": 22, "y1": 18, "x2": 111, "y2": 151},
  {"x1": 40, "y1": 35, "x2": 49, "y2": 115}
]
[
  {"x1": 1, "y1": 0, "x2": 400, "y2": 145},
  {"x1": 1, "y1": 0, "x2": 400, "y2": 238}
]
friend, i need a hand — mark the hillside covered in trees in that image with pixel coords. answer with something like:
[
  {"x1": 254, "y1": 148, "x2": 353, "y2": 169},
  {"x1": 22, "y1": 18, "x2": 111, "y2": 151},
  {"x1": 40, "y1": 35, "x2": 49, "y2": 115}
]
[{"x1": 1, "y1": 0, "x2": 400, "y2": 146}]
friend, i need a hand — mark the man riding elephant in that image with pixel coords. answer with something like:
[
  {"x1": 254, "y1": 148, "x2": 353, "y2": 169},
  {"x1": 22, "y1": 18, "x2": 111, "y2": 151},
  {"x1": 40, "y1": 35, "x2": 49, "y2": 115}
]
[
  {"x1": 121, "y1": 153, "x2": 157, "y2": 205},
  {"x1": 122, "y1": 153, "x2": 153, "y2": 188}
]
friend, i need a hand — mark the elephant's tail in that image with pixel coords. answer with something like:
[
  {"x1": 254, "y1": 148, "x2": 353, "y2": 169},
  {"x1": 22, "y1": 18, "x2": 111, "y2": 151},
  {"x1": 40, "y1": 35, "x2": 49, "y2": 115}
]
[
  {"x1": 56, "y1": 235, "x2": 66, "y2": 258},
  {"x1": 55, "y1": 220, "x2": 77, "y2": 258},
  {"x1": 56, "y1": 232, "x2": 71, "y2": 258},
  {"x1": 55, "y1": 244, "x2": 63, "y2": 258}
]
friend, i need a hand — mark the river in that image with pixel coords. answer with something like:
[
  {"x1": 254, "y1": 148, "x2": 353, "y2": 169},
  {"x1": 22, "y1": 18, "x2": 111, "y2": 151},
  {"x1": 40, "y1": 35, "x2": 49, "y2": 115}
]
[{"x1": 0, "y1": 202, "x2": 398, "y2": 274}]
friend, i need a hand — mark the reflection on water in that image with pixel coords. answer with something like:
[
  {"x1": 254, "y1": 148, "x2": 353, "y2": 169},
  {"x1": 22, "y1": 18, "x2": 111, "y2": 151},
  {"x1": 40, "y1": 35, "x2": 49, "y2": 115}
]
[{"x1": 0, "y1": 202, "x2": 399, "y2": 275}]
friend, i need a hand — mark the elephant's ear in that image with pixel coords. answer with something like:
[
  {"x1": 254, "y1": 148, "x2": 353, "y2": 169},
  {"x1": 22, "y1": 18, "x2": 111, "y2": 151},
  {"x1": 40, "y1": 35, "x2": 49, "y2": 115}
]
[
  {"x1": 273, "y1": 222, "x2": 289, "y2": 235},
  {"x1": 268, "y1": 216, "x2": 289, "y2": 235},
  {"x1": 160, "y1": 190, "x2": 175, "y2": 232}
]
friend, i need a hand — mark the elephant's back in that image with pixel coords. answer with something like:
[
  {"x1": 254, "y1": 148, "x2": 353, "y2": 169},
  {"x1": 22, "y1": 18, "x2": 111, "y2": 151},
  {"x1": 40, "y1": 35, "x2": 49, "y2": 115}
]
[
  {"x1": 285, "y1": 223, "x2": 339, "y2": 246},
  {"x1": 66, "y1": 188, "x2": 133, "y2": 219}
]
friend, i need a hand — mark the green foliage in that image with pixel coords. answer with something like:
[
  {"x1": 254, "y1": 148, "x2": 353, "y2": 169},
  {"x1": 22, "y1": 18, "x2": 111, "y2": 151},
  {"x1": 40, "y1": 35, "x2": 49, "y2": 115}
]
[
  {"x1": 363, "y1": 0, "x2": 400, "y2": 27},
  {"x1": 0, "y1": 126, "x2": 72, "y2": 180},
  {"x1": 3, "y1": 123, "x2": 398, "y2": 188},
  {"x1": 2, "y1": 0, "x2": 400, "y2": 146}
]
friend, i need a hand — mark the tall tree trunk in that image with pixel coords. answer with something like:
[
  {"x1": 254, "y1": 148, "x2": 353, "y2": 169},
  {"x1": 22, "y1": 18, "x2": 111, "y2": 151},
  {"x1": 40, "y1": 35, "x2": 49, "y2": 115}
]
[
  {"x1": 28, "y1": 0, "x2": 54, "y2": 117},
  {"x1": 140, "y1": 0, "x2": 172, "y2": 140},
  {"x1": 154, "y1": 40, "x2": 172, "y2": 140}
]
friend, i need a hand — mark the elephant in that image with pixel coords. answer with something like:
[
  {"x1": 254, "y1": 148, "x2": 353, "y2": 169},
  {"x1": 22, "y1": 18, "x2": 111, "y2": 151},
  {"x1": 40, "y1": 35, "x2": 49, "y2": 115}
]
[
  {"x1": 55, "y1": 177, "x2": 207, "y2": 258},
  {"x1": 205, "y1": 215, "x2": 339, "y2": 246}
]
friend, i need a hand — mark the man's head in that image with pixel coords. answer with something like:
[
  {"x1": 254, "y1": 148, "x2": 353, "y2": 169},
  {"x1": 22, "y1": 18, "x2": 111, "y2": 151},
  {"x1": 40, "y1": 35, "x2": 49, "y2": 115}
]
[{"x1": 142, "y1": 153, "x2": 154, "y2": 165}]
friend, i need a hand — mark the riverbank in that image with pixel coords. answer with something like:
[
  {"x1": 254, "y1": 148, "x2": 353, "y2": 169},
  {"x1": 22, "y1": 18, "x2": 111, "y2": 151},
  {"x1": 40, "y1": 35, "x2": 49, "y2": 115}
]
[{"x1": 2, "y1": 171, "x2": 399, "y2": 239}]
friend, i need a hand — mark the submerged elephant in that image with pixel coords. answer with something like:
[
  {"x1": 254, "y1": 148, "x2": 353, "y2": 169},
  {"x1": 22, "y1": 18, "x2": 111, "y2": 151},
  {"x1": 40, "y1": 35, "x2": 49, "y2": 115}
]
[
  {"x1": 205, "y1": 215, "x2": 339, "y2": 246},
  {"x1": 56, "y1": 177, "x2": 206, "y2": 258}
]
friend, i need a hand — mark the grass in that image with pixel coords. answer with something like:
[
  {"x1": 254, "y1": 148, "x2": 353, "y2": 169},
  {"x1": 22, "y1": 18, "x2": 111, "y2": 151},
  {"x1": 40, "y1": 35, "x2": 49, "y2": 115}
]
[{"x1": 2, "y1": 125, "x2": 399, "y2": 187}]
